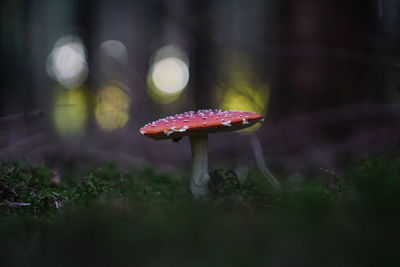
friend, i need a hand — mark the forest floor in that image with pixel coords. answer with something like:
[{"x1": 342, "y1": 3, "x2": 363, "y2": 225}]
[{"x1": 0, "y1": 156, "x2": 399, "y2": 266}]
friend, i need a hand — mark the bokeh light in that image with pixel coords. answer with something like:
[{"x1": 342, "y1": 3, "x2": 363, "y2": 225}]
[
  {"x1": 98, "y1": 40, "x2": 128, "y2": 75},
  {"x1": 46, "y1": 35, "x2": 88, "y2": 89},
  {"x1": 53, "y1": 87, "x2": 88, "y2": 137},
  {"x1": 147, "y1": 45, "x2": 189, "y2": 104},
  {"x1": 221, "y1": 86, "x2": 268, "y2": 113},
  {"x1": 218, "y1": 56, "x2": 269, "y2": 132},
  {"x1": 151, "y1": 58, "x2": 189, "y2": 94},
  {"x1": 95, "y1": 85, "x2": 130, "y2": 132}
]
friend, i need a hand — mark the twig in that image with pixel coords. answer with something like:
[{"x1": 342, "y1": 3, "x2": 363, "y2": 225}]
[
  {"x1": 1, "y1": 200, "x2": 31, "y2": 208},
  {"x1": 0, "y1": 104, "x2": 75, "y2": 128},
  {"x1": 0, "y1": 110, "x2": 44, "y2": 124}
]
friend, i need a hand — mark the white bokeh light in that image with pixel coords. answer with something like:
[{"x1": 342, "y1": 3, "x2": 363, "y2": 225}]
[
  {"x1": 150, "y1": 57, "x2": 189, "y2": 94},
  {"x1": 46, "y1": 35, "x2": 88, "y2": 89}
]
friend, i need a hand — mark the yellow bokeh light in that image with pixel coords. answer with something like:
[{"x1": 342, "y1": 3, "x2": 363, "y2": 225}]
[
  {"x1": 221, "y1": 85, "x2": 268, "y2": 114},
  {"x1": 95, "y1": 85, "x2": 130, "y2": 131},
  {"x1": 53, "y1": 88, "x2": 88, "y2": 137},
  {"x1": 218, "y1": 55, "x2": 269, "y2": 133}
]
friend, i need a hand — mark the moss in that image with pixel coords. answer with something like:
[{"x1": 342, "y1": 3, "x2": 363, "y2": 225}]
[{"x1": 0, "y1": 157, "x2": 399, "y2": 266}]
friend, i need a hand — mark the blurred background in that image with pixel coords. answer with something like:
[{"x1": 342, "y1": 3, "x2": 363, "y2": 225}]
[{"x1": 1, "y1": 0, "x2": 400, "y2": 175}]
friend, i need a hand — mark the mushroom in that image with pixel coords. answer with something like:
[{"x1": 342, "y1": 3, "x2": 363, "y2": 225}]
[{"x1": 139, "y1": 109, "x2": 265, "y2": 197}]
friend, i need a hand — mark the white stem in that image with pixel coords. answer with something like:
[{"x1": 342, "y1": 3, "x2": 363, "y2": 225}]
[{"x1": 189, "y1": 134, "x2": 210, "y2": 197}]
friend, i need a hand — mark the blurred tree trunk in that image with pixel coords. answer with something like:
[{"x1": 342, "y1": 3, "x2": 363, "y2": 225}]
[
  {"x1": 77, "y1": 0, "x2": 96, "y2": 132},
  {"x1": 270, "y1": 0, "x2": 366, "y2": 121},
  {"x1": 190, "y1": 1, "x2": 216, "y2": 109}
]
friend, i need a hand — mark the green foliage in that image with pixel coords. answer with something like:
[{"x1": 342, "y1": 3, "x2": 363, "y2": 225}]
[
  {"x1": 0, "y1": 157, "x2": 399, "y2": 266},
  {"x1": 0, "y1": 161, "x2": 190, "y2": 218},
  {"x1": 0, "y1": 161, "x2": 64, "y2": 216}
]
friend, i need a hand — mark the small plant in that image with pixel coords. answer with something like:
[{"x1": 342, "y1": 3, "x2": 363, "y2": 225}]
[{"x1": 209, "y1": 170, "x2": 254, "y2": 196}]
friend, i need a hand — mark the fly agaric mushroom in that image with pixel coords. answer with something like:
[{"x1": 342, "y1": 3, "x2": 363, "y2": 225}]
[{"x1": 139, "y1": 109, "x2": 264, "y2": 197}]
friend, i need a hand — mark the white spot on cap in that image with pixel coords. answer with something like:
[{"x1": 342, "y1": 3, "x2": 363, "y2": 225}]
[
  {"x1": 176, "y1": 125, "x2": 189, "y2": 132},
  {"x1": 164, "y1": 130, "x2": 174, "y2": 136},
  {"x1": 222, "y1": 120, "x2": 231, "y2": 126}
]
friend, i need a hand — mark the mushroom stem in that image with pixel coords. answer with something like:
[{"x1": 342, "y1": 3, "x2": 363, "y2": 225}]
[
  {"x1": 189, "y1": 134, "x2": 210, "y2": 197},
  {"x1": 250, "y1": 134, "x2": 281, "y2": 188}
]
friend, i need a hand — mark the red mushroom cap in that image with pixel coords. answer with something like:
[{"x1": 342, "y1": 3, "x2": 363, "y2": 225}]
[{"x1": 139, "y1": 109, "x2": 264, "y2": 140}]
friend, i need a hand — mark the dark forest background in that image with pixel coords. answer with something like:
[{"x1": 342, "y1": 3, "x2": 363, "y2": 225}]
[{"x1": 1, "y1": 0, "x2": 400, "y2": 174}]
